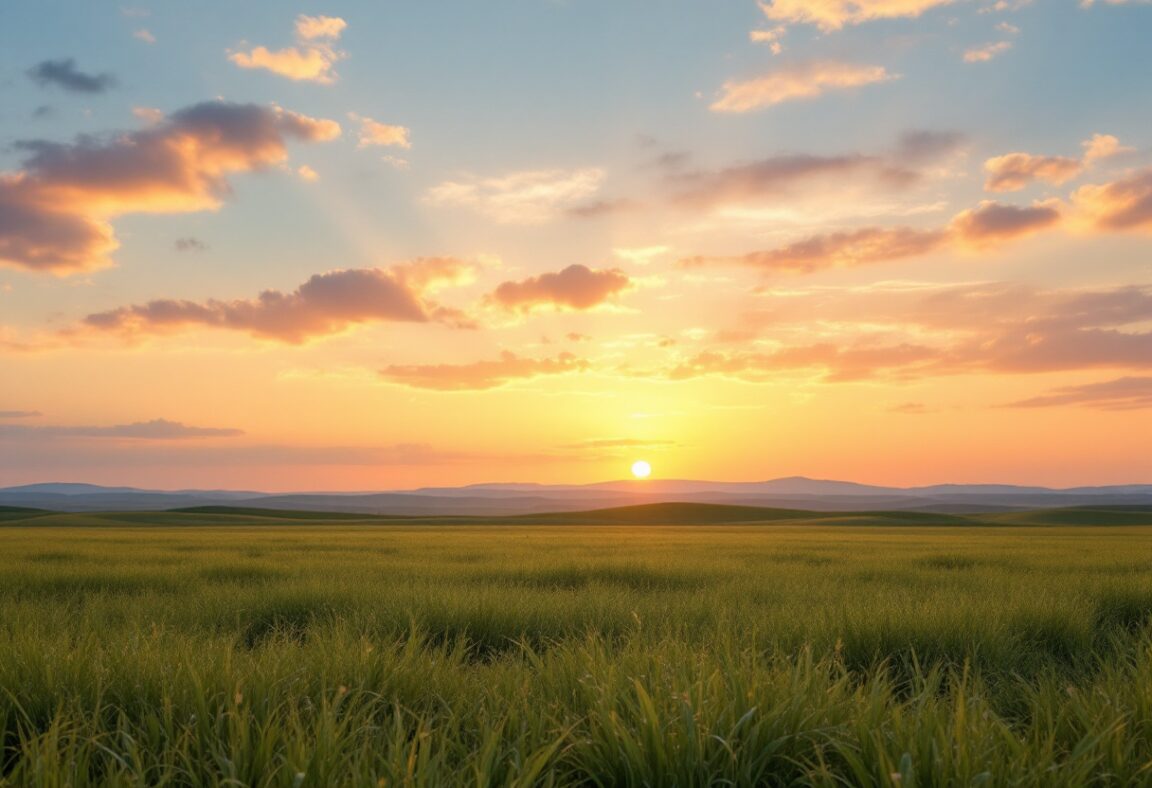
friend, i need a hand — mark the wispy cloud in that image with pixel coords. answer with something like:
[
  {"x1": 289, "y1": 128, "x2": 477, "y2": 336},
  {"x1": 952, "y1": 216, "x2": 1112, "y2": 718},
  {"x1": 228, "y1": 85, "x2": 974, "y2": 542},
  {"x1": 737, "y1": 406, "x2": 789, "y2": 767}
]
[
  {"x1": 680, "y1": 195, "x2": 1059, "y2": 274},
  {"x1": 963, "y1": 40, "x2": 1013, "y2": 62},
  {"x1": 0, "y1": 418, "x2": 242, "y2": 440},
  {"x1": 424, "y1": 168, "x2": 606, "y2": 224},
  {"x1": 681, "y1": 227, "x2": 947, "y2": 274},
  {"x1": 711, "y1": 61, "x2": 895, "y2": 112},
  {"x1": 665, "y1": 282, "x2": 1152, "y2": 383},
  {"x1": 758, "y1": 0, "x2": 956, "y2": 31},
  {"x1": 380, "y1": 351, "x2": 589, "y2": 390},
  {"x1": 1008, "y1": 376, "x2": 1152, "y2": 410}
]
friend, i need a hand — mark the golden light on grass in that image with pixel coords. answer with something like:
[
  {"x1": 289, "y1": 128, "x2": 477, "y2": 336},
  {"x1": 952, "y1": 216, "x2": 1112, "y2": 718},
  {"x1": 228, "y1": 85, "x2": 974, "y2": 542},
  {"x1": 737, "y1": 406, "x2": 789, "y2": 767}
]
[{"x1": 631, "y1": 460, "x2": 652, "y2": 479}]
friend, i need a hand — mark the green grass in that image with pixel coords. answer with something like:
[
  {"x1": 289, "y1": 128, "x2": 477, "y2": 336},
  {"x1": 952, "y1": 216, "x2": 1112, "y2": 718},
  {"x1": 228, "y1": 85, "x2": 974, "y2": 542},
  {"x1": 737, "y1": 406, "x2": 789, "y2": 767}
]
[{"x1": 1, "y1": 511, "x2": 1151, "y2": 785}]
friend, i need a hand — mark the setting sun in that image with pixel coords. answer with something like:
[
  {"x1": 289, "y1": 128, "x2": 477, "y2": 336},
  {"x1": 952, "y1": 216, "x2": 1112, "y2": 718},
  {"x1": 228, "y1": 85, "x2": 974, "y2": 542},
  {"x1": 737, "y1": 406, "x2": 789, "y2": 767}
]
[{"x1": 631, "y1": 460, "x2": 652, "y2": 479}]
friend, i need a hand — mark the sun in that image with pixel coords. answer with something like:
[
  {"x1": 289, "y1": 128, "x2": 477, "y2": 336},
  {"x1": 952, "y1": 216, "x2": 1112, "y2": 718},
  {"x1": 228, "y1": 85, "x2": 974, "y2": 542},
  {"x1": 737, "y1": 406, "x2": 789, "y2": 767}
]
[{"x1": 631, "y1": 460, "x2": 652, "y2": 479}]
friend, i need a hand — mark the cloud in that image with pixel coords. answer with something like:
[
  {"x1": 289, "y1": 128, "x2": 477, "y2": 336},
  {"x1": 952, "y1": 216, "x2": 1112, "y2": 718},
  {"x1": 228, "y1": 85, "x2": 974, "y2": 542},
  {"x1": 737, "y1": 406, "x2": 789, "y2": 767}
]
[
  {"x1": 0, "y1": 100, "x2": 340, "y2": 274},
  {"x1": 758, "y1": 0, "x2": 955, "y2": 31},
  {"x1": 132, "y1": 106, "x2": 164, "y2": 124},
  {"x1": 670, "y1": 282, "x2": 1152, "y2": 383},
  {"x1": 229, "y1": 14, "x2": 347, "y2": 84},
  {"x1": 174, "y1": 237, "x2": 207, "y2": 252},
  {"x1": 27, "y1": 59, "x2": 117, "y2": 93},
  {"x1": 983, "y1": 152, "x2": 1081, "y2": 191},
  {"x1": 669, "y1": 343, "x2": 939, "y2": 382},
  {"x1": 380, "y1": 351, "x2": 589, "y2": 390},
  {"x1": 76, "y1": 259, "x2": 477, "y2": 344},
  {"x1": 672, "y1": 155, "x2": 913, "y2": 209},
  {"x1": 1071, "y1": 168, "x2": 1152, "y2": 231},
  {"x1": 1080, "y1": 0, "x2": 1151, "y2": 7},
  {"x1": 566, "y1": 198, "x2": 641, "y2": 219},
  {"x1": 983, "y1": 133, "x2": 1131, "y2": 192},
  {"x1": 666, "y1": 130, "x2": 965, "y2": 213},
  {"x1": 294, "y1": 15, "x2": 348, "y2": 40},
  {"x1": 680, "y1": 196, "x2": 1059, "y2": 274},
  {"x1": 749, "y1": 25, "x2": 787, "y2": 54},
  {"x1": 349, "y1": 113, "x2": 411, "y2": 149},
  {"x1": 963, "y1": 41, "x2": 1013, "y2": 62},
  {"x1": 614, "y1": 245, "x2": 671, "y2": 265},
  {"x1": 0, "y1": 418, "x2": 242, "y2": 440},
  {"x1": 1008, "y1": 376, "x2": 1152, "y2": 410},
  {"x1": 0, "y1": 410, "x2": 41, "y2": 419},
  {"x1": 710, "y1": 61, "x2": 895, "y2": 112},
  {"x1": 488, "y1": 265, "x2": 630, "y2": 312},
  {"x1": 296, "y1": 164, "x2": 320, "y2": 182},
  {"x1": 681, "y1": 227, "x2": 947, "y2": 273},
  {"x1": 948, "y1": 200, "x2": 1062, "y2": 244},
  {"x1": 894, "y1": 130, "x2": 968, "y2": 165},
  {"x1": 424, "y1": 168, "x2": 606, "y2": 224},
  {"x1": 1081, "y1": 133, "x2": 1132, "y2": 163},
  {"x1": 133, "y1": 29, "x2": 156, "y2": 45}
]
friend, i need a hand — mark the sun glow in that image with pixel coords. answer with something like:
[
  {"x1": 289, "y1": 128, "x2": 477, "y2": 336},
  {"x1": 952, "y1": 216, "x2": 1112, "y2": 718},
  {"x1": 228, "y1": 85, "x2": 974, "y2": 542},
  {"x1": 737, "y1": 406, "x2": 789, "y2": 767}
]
[{"x1": 631, "y1": 460, "x2": 652, "y2": 479}]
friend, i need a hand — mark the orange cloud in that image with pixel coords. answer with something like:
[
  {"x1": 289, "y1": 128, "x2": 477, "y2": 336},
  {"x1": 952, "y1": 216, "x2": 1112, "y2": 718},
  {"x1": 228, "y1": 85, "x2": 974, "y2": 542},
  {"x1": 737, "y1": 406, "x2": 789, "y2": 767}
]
[
  {"x1": 948, "y1": 200, "x2": 1062, "y2": 245},
  {"x1": 1071, "y1": 168, "x2": 1152, "y2": 231},
  {"x1": 669, "y1": 283, "x2": 1152, "y2": 382},
  {"x1": 294, "y1": 14, "x2": 347, "y2": 40},
  {"x1": 380, "y1": 351, "x2": 589, "y2": 390},
  {"x1": 349, "y1": 113, "x2": 411, "y2": 149},
  {"x1": 681, "y1": 227, "x2": 947, "y2": 273},
  {"x1": 963, "y1": 41, "x2": 1013, "y2": 62},
  {"x1": 229, "y1": 14, "x2": 347, "y2": 84},
  {"x1": 0, "y1": 418, "x2": 242, "y2": 440},
  {"x1": 679, "y1": 197, "x2": 1057, "y2": 274},
  {"x1": 1008, "y1": 376, "x2": 1152, "y2": 410},
  {"x1": 1081, "y1": 133, "x2": 1131, "y2": 162},
  {"x1": 488, "y1": 265, "x2": 630, "y2": 312},
  {"x1": 0, "y1": 101, "x2": 340, "y2": 274},
  {"x1": 983, "y1": 153, "x2": 1081, "y2": 191},
  {"x1": 669, "y1": 344, "x2": 938, "y2": 382},
  {"x1": 983, "y1": 133, "x2": 1131, "y2": 192},
  {"x1": 758, "y1": 0, "x2": 955, "y2": 31},
  {"x1": 711, "y1": 61, "x2": 895, "y2": 112},
  {"x1": 76, "y1": 260, "x2": 476, "y2": 344}
]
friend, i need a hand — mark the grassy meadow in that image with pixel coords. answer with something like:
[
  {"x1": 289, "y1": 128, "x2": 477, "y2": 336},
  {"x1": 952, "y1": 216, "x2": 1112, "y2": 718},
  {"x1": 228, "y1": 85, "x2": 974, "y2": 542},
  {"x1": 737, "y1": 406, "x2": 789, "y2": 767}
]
[{"x1": 1, "y1": 506, "x2": 1151, "y2": 785}]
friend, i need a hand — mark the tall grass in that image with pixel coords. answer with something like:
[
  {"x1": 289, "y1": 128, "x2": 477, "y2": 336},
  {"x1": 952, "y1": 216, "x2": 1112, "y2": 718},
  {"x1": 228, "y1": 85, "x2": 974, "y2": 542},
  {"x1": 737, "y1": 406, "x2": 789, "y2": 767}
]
[{"x1": 1, "y1": 520, "x2": 1151, "y2": 785}]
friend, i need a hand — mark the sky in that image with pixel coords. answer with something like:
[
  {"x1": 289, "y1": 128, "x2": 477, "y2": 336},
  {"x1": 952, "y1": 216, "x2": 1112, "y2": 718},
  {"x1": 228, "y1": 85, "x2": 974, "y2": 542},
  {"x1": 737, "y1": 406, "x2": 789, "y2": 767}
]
[{"x1": 1, "y1": 0, "x2": 1150, "y2": 491}]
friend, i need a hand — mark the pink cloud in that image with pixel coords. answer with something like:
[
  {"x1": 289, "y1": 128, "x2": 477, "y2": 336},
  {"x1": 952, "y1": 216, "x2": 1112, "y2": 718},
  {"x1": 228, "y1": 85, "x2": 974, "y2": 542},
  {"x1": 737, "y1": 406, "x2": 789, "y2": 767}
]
[
  {"x1": 76, "y1": 259, "x2": 476, "y2": 343},
  {"x1": 380, "y1": 351, "x2": 589, "y2": 390},
  {"x1": 0, "y1": 101, "x2": 340, "y2": 274},
  {"x1": 488, "y1": 265, "x2": 630, "y2": 312}
]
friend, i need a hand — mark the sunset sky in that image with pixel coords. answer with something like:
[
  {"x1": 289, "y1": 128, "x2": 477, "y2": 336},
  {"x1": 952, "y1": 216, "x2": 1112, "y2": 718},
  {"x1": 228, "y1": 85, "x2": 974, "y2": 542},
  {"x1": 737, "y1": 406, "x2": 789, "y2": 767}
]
[{"x1": 1, "y1": 0, "x2": 1150, "y2": 490}]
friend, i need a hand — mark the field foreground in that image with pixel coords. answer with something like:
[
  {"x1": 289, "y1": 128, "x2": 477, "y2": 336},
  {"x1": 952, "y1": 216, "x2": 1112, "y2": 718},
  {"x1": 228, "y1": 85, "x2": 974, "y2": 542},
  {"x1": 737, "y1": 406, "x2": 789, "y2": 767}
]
[{"x1": 1, "y1": 510, "x2": 1151, "y2": 786}]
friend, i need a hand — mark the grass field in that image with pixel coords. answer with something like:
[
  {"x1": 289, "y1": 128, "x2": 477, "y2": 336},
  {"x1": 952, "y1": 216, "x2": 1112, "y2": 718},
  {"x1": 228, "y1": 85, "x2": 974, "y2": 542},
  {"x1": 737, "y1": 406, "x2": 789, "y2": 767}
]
[{"x1": 1, "y1": 506, "x2": 1151, "y2": 785}]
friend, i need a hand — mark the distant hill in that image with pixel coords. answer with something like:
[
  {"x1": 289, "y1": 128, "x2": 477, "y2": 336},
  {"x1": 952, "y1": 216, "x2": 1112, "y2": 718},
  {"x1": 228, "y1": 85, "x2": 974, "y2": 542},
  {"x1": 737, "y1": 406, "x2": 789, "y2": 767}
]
[
  {"x1": 2, "y1": 501, "x2": 1149, "y2": 528},
  {"x1": 1, "y1": 477, "x2": 1150, "y2": 516}
]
